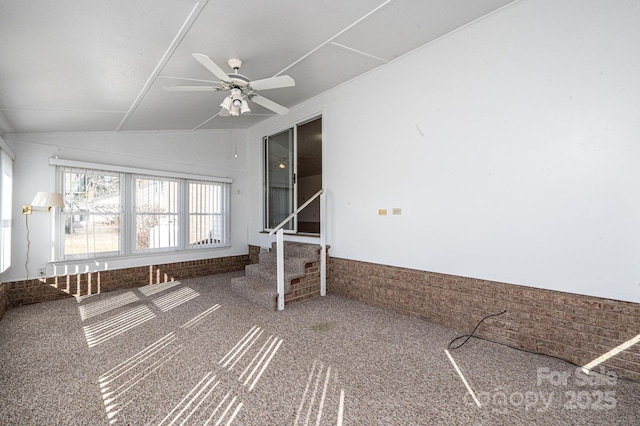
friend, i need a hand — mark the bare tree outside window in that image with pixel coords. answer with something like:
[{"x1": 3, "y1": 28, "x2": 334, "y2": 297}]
[{"x1": 62, "y1": 168, "x2": 121, "y2": 258}]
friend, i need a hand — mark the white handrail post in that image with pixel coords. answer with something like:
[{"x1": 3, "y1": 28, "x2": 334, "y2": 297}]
[
  {"x1": 320, "y1": 191, "x2": 326, "y2": 296},
  {"x1": 276, "y1": 228, "x2": 285, "y2": 311},
  {"x1": 269, "y1": 188, "x2": 324, "y2": 311}
]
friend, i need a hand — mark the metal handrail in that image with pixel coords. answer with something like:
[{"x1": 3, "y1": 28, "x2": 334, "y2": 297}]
[
  {"x1": 269, "y1": 188, "x2": 324, "y2": 235},
  {"x1": 268, "y1": 188, "x2": 325, "y2": 311}
]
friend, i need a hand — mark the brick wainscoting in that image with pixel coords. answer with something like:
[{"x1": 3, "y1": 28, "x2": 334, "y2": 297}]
[
  {"x1": 285, "y1": 260, "x2": 321, "y2": 306},
  {"x1": 4, "y1": 254, "x2": 249, "y2": 308},
  {"x1": 249, "y1": 245, "x2": 261, "y2": 264},
  {"x1": 328, "y1": 257, "x2": 640, "y2": 381}
]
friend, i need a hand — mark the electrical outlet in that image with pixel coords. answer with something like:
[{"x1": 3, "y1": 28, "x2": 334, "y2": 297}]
[
  {"x1": 378, "y1": 209, "x2": 387, "y2": 216},
  {"x1": 392, "y1": 208, "x2": 402, "y2": 215}
]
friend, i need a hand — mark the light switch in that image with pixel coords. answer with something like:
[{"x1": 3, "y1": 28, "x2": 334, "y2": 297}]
[{"x1": 378, "y1": 209, "x2": 387, "y2": 215}]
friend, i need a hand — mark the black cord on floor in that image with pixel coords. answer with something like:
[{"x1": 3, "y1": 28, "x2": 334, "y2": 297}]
[
  {"x1": 447, "y1": 309, "x2": 507, "y2": 350},
  {"x1": 445, "y1": 309, "x2": 639, "y2": 384}
]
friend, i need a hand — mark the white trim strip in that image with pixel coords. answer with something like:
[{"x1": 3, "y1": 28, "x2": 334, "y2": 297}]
[
  {"x1": 49, "y1": 157, "x2": 232, "y2": 183},
  {"x1": 117, "y1": 0, "x2": 210, "y2": 131},
  {"x1": 330, "y1": 42, "x2": 389, "y2": 63},
  {"x1": 0, "y1": 137, "x2": 16, "y2": 160},
  {"x1": 274, "y1": 0, "x2": 393, "y2": 76}
]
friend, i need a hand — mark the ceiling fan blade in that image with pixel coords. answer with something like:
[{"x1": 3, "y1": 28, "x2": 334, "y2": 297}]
[
  {"x1": 163, "y1": 85, "x2": 222, "y2": 92},
  {"x1": 250, "y1": 95, "x2": 289, "y2": 115},
  {"x1": 192, "y1": 53, "x2": 231, "y2": 82},
  {"x1": 249, "y1": 75, "x2": 295, "y2": 91}
]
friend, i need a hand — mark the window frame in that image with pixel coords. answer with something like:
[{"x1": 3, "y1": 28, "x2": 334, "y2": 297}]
[
  {"x1": 133, "y1": 175, "x2": 180, "y2": 254},
  {"x1": 0, "y1": 146, "x2": 13, "y2": 273},
  {"x1": 54, "y1": 159, "x2": 231, "y2": 261},
  {"x1": 60, "y1": 166, "x2": 124, "y2": 260},
  {"x1": 186, "y1": 179, "x2": 230, "y2": 250}
]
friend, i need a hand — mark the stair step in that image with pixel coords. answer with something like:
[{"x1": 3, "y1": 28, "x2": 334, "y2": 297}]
[
  {"x1": 231, "y1": 241, "x2": 322, "y2": 311},
  {"x1": 269, "y1": 242, "x2": 320, "y2": 260},
  {"x1": 254, "y1": 254, "x2": 311, "y2": 275},
  {"x1": 244, "y1": 264, "x2": 293, "y2": 293},
  {"x1": 230, "y1": 277, "x2": 277, "y2": 311}
]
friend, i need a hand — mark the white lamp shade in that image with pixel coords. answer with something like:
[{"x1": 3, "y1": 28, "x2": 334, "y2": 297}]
[
  {"x1": 240, "y1": 99, "x2": 251, "y2": 115},
  {"x1": 220, "y1": 96, "x2": 232, "y2": 111},
  {"x1": 31, "y1": 192, "x2": 65, "y2": 208}
]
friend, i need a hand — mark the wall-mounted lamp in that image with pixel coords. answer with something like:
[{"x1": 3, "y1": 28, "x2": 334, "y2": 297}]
[
  {"x1": 22, "y1": 192, "x2": 65, "y2": 215},
  {"x1": 22, "y1": 192, "x2": 64, "y2": 280}
]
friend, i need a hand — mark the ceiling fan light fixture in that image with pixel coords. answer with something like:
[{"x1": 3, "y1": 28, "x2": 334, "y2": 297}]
[
  {"x1": 240, "y1": 99, "x2": 251, "y2": 115},
  {"x1": 175, "y1": 54, "x2": 294, "y2": 117},
  {"x1": 226, "y1": 87, "x2": 245, "y2": 114},
  {"x1": 230, "y1": 87, "x2": 242, "y2": 100},
  {"x1": 220, "y1": 96, "x2": 232, "y2": 111}
]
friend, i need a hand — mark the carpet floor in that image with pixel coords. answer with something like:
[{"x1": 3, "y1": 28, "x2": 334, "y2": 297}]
[{"x1": 0, "y1": 271, "x2": 638, "y2": 425}]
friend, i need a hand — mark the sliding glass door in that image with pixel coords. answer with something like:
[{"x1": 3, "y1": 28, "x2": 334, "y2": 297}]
[
  {"x1": 264, "y1": 128, "x2": 295, "y2": 231},
  {"x1": 264, "y1": 117, "x2": 322, "y2": 234}
]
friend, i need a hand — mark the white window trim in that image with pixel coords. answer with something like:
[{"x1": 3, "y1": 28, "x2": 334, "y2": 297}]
[
  {"x1": 53, "y1": 158, "x2": 232, "y2": 262},
  {"x1": 49, "y1": 157, "x2": 233, "y2": 184}
]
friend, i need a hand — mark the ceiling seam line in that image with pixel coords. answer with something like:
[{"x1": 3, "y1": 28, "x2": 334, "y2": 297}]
[
  {"x1": 116, "y1": 0, "x2": 210, "y2": 132},
  {"x1": 193, "y1": 113, "x2": 220, "y2": 131},
  {"x1": 329, "y1": 42, "x2": 389, "y2": 63},
  {"x1": 273, "y1": 0, "x2": 394, "y2": 77},
  {"x1": 0, "y1": 107, "x2": 129, "y2": 114}
]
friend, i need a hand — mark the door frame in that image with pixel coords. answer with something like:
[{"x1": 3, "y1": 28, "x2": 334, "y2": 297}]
[{"x1": 263, "y1": 114, "x2": 322, "y2": 235}]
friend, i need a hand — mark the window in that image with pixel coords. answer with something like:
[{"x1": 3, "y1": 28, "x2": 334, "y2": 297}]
[
  {"x1": 58, "y1": 164, "x2": 230, "y2": 260},
  {"x1": 62, "y1": 168, "x2": 122, "y2": 259},
  {"x1": 188, "y1": 180, "x2": 228, "y2": 247},
  {"x1": 0, "y1": 147, "x2": 13, "y2": 273},
  {"x1": 135, "y1": 177, "x2": 178, "y2": 252}
]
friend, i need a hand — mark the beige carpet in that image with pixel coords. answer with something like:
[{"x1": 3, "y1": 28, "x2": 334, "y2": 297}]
[{"x1": 1, "y1": 271, "x2": 638, "y2": 425}]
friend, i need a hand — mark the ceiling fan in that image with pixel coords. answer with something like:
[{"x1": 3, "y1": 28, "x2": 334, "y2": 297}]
[{"x1": 164, "y1": 53, "x2": 295, "y2": 116}]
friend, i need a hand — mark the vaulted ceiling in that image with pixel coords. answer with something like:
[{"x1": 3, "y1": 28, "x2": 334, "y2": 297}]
[{"x1": 0, "y1": 0, "x2": 516, "y2": 135}]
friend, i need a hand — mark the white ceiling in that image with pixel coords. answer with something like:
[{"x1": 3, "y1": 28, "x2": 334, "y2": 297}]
[{"x1": 0, "y1": 0, "x2": 516, "y2": 135}]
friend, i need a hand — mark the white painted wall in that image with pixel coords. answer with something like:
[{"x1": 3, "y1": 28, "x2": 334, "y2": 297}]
[
  {"x1": 247, "y1": 0, "x2": 640, "y2": 303},
  {"x1": 2, "y1": 129, "x2": 248, "y2": 282}
]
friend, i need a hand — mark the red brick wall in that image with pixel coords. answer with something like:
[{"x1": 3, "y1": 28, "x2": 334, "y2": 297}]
[
  {"x1": 328, "y1": 257, "x2": 640, "y2": 382},
  {"x1": 285, "y1": 261, "x2": 321, "y2": 306},
  {"x1": 4, "y1": 254, "x2": 249, "y2": 308},
  {"x1": 249, "y1": 245, "x2": 261, "y2": 265}
]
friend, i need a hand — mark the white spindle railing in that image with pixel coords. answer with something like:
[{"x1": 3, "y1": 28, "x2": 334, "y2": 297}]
[{"x1": 269, "y1": 188, "x2": 325, "y2": 310}]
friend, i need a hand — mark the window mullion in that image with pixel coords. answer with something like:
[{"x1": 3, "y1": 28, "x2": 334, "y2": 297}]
[
  {"x1": 180, "y1": 179, "x2": 188, "y2": 250},
  {"x1": 123, "y1": 173, "x2": 132, "y2": 256}
]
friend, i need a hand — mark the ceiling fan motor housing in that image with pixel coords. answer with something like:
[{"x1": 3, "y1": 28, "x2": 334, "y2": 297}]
[{"x1": 228, "y1": 58, "x2": 242, "y2": 71}]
